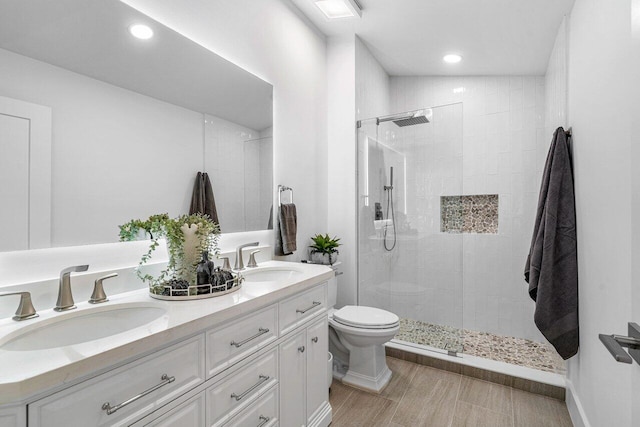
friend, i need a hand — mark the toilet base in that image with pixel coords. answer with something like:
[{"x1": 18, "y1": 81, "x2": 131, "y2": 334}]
[
  {"x1": 342, "y1": 363, "x2": 392, "y2": 393},
  {"x1": 340, "y1": 343, "x2": 393, "y2": 393}
]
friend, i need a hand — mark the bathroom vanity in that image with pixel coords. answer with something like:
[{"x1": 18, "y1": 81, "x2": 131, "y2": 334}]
[{"x1": 0, "y1": 261, "x2": 333, "y2": 427}]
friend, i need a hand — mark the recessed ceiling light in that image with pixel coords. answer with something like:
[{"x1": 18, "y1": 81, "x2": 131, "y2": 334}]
[
  {"x1": 443, "y1": 54, "x2": 462, "y2": 64},
  {"x1": 129, "y1": 24, "x2": 154, "y2": 40},
  {"x1": 315, "y1": 0, "x2": 362, "y2": 19}
]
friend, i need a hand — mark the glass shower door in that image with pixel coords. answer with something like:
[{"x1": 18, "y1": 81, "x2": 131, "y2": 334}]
[{"x1": 357, "y1": 104, "x2": 464, "y2": 355}]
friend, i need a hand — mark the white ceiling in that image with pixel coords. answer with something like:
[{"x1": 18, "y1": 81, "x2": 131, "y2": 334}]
[{"x1": 292, "y1": 0, "x2": 575, "y2": 75}]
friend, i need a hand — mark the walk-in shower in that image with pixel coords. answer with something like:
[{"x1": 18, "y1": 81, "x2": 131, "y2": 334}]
[{"x1": 357, "y1": 103, "x2": 565, "y2": 375}]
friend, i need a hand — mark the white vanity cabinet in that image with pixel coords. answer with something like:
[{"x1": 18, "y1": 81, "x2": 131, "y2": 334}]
[
  {"x1": 6, "y1": 278, "x2": 331, "y2": 427},
  {"x1": 279, "y1": 316, "x2": 330, "y2": 427},
  {"x1": 28, "y1": 334, "x2": 206, "y2": 427},
  {"x1": 0, "y1": 406, "x2": 26, "y2": 427}
]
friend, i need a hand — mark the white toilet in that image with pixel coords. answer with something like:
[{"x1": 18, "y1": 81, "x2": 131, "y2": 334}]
[{"x1": 327, "y1": 276, "x2": 400, "y2": 393}]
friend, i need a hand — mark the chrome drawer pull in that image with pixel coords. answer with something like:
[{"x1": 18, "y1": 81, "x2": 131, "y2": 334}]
[
  {"x1": 257, "y1": 415, "x2": 271, "y2": 427},
  {"x1": 231, "y1": 375, "x2": 270, "y2": 401},
  {"x1": 311, "y1": 336, "x2": 318, "y2": 343},
  {"x1": 296, "y1": 301, "x2": 321, "y2": 314},
  {"x1": 298, "y1": 346, "x2": 305, "y2": 353},
  {"x1": 102, "y1": 374, "x2": 175, "y2": 415},
  {"x1": 231, "y1": 327, "x2": 270, "y2": 348}
]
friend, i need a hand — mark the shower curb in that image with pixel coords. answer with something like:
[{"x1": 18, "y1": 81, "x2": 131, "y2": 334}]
[{"x1": 386, "y1": 346, "x2": 566, "y2": 401}]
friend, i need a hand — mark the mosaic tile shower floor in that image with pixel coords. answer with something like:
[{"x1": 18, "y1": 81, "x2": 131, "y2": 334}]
[{"x1": 396, "y1": 318, "x2": 566, "y2": 374}]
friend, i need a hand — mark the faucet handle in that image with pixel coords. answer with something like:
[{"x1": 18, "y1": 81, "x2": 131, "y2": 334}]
[
  {"x1": 89, "y1": 273, "x2": 118, "y2": 304},
  {"x1": 218, "y1": 256, "x2": 231, "y2": 271},
  {"x1": 247, "y1": 250, "x2": 260, "y2": 268},
  {"x1": 0, "y1": 291, "x2": 38, "y2": 321}
]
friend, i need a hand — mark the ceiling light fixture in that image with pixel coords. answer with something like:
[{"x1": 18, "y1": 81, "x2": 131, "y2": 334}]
[
  {"x1": 443, "y1": 54, "x2": 462, "y2": 64},
  {"x1": 129, "y1": 24, "x2": 154, "y2": 40},
  {"x1": 314, "y1": 0, "x2": 362, "y2": 19}
]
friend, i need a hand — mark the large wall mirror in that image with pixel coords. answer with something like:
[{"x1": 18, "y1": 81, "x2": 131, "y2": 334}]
[{"x1": 0, "y1": 0, "x2": 273, "y2": 252}]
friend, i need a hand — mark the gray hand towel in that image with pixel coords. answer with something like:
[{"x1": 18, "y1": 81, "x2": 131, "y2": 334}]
[
  {"x1": 524, "y1": 127, "x2": 578, "y2": 360},
  {"x1": 189, "y1": 172, "x2": 220, "y2": 227},
  {"x1": 275, "y1": 203, "x2": 297, "y2": 256}
]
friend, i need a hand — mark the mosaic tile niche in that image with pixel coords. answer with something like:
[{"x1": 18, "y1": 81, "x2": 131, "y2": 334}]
[{"x1": 441, "y1": 194, "x2": 499, "y2": 234}]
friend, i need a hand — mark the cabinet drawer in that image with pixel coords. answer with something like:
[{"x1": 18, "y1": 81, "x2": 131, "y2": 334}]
[
  {"x1": 223, "y1": 385, "x2": 278, "y2": 427},
  {"x1": 207, "y1": 347, "x2": 278, "y2": 427},
  {"x1": 28, "y1": 334, "x2": 205, "y2": 427},
  {"x1": 279, "y1": 284, "x2": 326, "y2": 334},
  {"x1": 207, "y1": 304, "x2": 278, "y2": 378},
  {"x1": 141, "y1": 392, "x2": 205, "y2": 427}
]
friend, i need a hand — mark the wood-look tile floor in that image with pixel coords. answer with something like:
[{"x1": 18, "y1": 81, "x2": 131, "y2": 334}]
[{"x1": 329, "y1": 357, "x2": 573, "y2": 427}]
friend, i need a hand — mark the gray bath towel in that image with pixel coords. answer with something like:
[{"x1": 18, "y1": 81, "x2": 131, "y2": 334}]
[
  {"x1": 275, "y1": 203, "x2": 297, "y2": 256},
  {"x1": 524, "y1": 127, "x2": 578, "y2": 360},
  {"x1": 189, "y1": 172, "x2": 220, "y2": 227}
]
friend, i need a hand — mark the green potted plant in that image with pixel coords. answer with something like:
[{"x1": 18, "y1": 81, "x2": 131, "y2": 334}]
[
  {"x1": 119, "y1": 213, "x2": 220, "y2": 296},
  {"x1": 309, "y1": 233, "x2": 341, "y2": 265}
]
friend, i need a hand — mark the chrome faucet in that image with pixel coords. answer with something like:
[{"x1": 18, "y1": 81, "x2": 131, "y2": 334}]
[
  {"x1": 0, "y1": 291, "x2": 38, "y2": 321},
  {"x1": 234, "y1": 242, "x2": 259, "y2": 271},
  {"x1": 55, "y1": 265, "x2": 89, "y2": 312}
]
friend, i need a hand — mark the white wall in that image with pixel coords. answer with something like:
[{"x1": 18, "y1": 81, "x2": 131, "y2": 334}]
[
  {"x1": 124, "y1": 0, "x2": 328, "y2": 262},
  {"x1": 564, "y1": 0, "x2": 639, "y2": 425},
  {"x1": 327, "y1": 36, "x2": 356, "y2": 307},
  {"x1": 327, "y1": 35, "x2": 390, "y2": 307},
  {"x1": 0, "y1": 0, "x2": 327, "y2": 292}
]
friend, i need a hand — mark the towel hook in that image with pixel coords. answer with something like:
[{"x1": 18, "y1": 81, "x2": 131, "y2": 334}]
[{"x1": 278, "y1": 185, "x2": 293, "y2": 206}]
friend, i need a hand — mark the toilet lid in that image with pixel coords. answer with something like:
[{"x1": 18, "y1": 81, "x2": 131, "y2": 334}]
[{"x1": 332, "y1": 306, "x2": 399, "y2": 329}]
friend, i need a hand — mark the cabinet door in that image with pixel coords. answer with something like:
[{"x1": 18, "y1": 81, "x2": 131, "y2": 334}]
[
  {"x1": 144, "y1": 393, "x2": 205, "y2": 427},
  {"x1": 279, "y1": 331, "x2": 306, "y2": 427},
  {"x1": 306, "y1": 317, "x2": 329, "y2": 424},
  {"x1": 0, "y1": 406, "x2": 26, "y2": 427}
]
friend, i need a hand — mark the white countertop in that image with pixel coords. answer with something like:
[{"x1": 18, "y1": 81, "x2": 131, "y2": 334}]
[{"x1": 0, "y1": 261, "x2": 334, "y2": 404}]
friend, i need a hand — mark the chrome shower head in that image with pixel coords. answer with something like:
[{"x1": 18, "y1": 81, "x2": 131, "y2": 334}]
[{"x1": 392, "y1": 112, "x2": 429, "y2": 127}]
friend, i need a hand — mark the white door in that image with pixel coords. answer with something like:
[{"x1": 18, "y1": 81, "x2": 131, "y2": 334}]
[
  {"x1": 306, "y1": 317, "x2": 328, "y2": 425},
  {"x1": 0, "y1": 96, "x2": 51, "y2": 250},
  {"x1": 279, "y1": 331, "x2": 306, "y2": 427}
]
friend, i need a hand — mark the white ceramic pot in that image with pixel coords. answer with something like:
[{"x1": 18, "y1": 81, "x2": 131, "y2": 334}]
[{"x1": 310, "y1": 252, "x2": 339, "y2": 265}]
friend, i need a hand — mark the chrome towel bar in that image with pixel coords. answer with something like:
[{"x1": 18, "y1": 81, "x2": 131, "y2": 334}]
[
  {"x1": 278, "y1": 185, "x2": 293, "y2": 206},
  {"x1": 599, "y1": 322, "x2": 640, "y2": 364}
]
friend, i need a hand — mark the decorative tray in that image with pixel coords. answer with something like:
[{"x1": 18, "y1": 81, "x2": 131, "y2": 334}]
[{"x1": 149, "y1": 272, "x2": 244, "y2": 301}]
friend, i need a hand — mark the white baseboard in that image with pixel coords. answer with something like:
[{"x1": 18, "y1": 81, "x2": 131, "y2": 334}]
[{"x1": 565, "y1": 379, "x2": 591, "y2": 427}]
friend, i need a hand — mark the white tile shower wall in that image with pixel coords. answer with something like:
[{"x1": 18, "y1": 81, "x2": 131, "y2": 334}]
[{"x1": 389, "y1": 76, "x2": 546, "y2": 342}]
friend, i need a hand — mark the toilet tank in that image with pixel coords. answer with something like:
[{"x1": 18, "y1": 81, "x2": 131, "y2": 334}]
[{"x1": 328, "y1": 275, "x2": 337, "y2": 308}]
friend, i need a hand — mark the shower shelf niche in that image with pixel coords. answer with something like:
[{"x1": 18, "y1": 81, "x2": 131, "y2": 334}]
[{"x1": 440, "y1": 194, "x2": 499, "y2": 234}]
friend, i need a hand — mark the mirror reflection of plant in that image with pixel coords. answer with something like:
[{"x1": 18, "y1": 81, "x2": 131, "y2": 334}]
[{"x1": 119, "y1": 213, "x2": 220, "y2": 292}]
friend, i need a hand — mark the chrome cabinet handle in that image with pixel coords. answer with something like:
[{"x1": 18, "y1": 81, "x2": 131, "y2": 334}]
[
  {"x1": 298, "y1": 346, "x2": 305, "y2": 353},
  {"x1": 311, "y1": 336, "x2": 318, "y2": 343},
  {"x1": 296, "y1": 301, "x2": 321, "y2": 314},
  {"x1": 231, "y1": 328, "x2": 270, "y2": 348},
  {"x1": 231, "y1": 375, "x2": 270, "y2": 401},
  {"x1": 257, "y1": 415, "x2": 271, "y2": 427},
  {"x1": 102, "y1": 374, "x2": 175, "y2": 415}
]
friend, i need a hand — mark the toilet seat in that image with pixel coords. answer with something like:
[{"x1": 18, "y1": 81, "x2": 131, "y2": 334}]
[{"x1": 332, "y1": 305, "x2": 399, "y2": 329}]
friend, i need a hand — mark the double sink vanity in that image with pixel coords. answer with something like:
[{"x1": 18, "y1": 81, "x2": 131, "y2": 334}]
[{"x1": 0, "y1": 260, "x2": 334, "y2": 427}]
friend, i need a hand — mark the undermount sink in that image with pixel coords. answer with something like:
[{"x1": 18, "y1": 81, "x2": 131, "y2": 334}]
[
  {"x1": 242, "y1": 267, "x2": 304, "y2": 282},
  {"x1": 0, "y1": 303, "x2": 167, "y2": 352}
]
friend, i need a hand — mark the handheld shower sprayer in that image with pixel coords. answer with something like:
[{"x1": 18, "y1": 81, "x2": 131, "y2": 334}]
[
  {"x1": 385, "y1": 166, "x2": 394, "y2": 191},
  {"x1": 383, "y1": 166, "x2": 396, "y2": 251}
]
